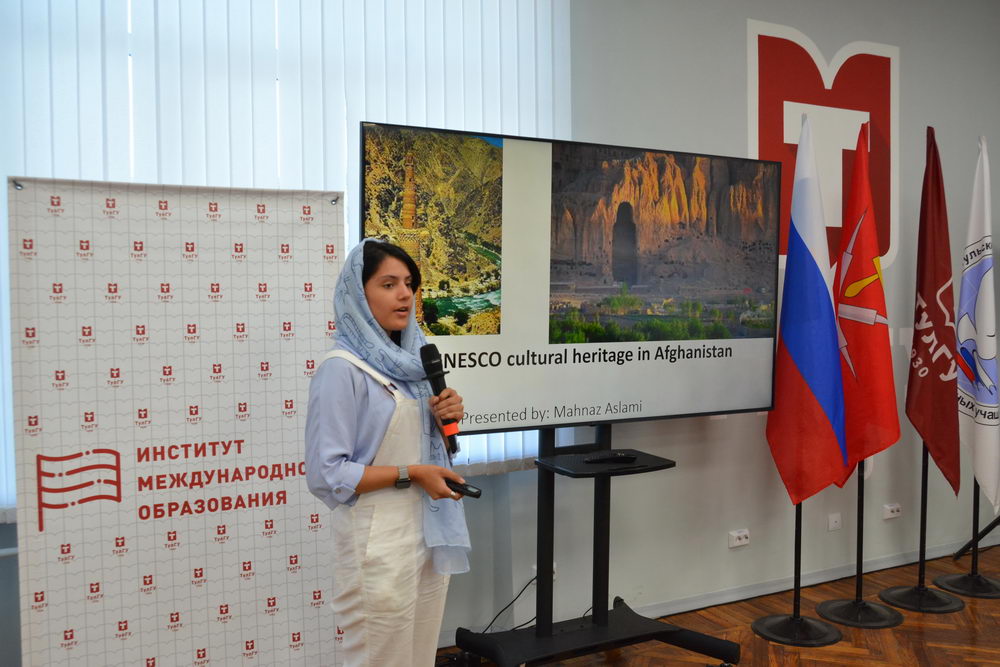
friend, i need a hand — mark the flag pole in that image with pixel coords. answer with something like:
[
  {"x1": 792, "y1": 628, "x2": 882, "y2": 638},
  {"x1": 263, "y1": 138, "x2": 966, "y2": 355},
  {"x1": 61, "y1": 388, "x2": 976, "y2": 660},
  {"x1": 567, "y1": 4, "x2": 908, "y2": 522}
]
[
  {"x1": 751, "y1": 503, "x2": 842, "y2": 646},
  {"x1": 934, "y1": 480, "x2": 1000, "y2": 597},
  {"x1": 879, "y1": 446, "x2": 964, "y2": 612},
  {"x1": 817, "y1": 460, "x2": 903, "y2": 627},
  {"x1": 952, "y1": 512, "x2": 1000, "y2": 559}
]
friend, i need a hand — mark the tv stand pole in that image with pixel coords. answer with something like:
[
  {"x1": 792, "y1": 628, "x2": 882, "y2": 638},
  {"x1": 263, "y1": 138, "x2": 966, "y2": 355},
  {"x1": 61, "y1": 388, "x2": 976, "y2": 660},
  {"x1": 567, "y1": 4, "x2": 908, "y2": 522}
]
[{"x1": 456, "y1": 424, "x2": 741, "y2": 665}]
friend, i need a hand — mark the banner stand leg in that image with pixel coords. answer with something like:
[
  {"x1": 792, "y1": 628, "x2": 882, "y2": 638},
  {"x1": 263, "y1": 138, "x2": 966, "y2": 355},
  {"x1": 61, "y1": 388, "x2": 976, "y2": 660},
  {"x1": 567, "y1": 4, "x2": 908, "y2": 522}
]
[
  {"x1": 817, "y1": 461, "x2": 903, "y2": 628},
  {"x1": 752, "y1": 503, "x2": 842, "y2": 647},
  {"x1": 935, "y1": 480, "x2": 1000, "y2": 598},
  {"x1": 952, "y1": 512, "x2": 1000, "y2": 560},
  {"x1": 880, "y1": 445, "x2": 964, "y2": 613}
]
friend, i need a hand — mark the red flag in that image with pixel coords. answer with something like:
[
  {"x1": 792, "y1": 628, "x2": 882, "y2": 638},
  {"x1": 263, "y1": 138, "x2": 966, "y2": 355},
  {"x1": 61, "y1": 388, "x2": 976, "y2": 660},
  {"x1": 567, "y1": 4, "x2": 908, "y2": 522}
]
[
  {"x1": 905, "y1": 127, "x2": 960, "y2": 494},
  {"x1": 833, "y1": 122, "x2": 900, "y2": 483}
]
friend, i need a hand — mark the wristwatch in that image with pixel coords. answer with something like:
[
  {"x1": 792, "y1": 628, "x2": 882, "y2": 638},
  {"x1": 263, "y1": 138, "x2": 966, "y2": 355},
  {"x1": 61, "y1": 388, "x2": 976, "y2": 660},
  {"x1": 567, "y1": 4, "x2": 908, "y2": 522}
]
[{"x1": 394, "y1": 465, "x2": 411, "y2": 489}]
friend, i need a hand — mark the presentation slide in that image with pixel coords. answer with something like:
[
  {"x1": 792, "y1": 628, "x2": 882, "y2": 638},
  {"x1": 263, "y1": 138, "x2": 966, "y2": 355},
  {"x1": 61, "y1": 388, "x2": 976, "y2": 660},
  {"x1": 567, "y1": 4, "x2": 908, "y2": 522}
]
[{"x1": 362, "y1": 123, "x2": 780, "y2": 433}]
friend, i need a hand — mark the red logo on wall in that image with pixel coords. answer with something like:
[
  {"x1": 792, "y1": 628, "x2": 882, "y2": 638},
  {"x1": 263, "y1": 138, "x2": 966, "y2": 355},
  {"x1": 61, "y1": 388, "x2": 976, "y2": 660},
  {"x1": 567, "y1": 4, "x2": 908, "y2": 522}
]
[
  {"x1": 310, "y1": 513, "x2": 320, "y2": 524},
  {"x1": 752, "y1": 22, "x2": 897, "y2": 262},
  {"x1": 312, "y1": 590, "x2": 322, "y2": 600},
  {"x1": 90, "y1": 582, "x2": 101, "y2": 593},
  {"x1": 210, "y1": 282, "x2": 220, "y2": 293},
  {"x1": 303, "y1": 282, "x2": 313, "y2": 293},
  {"x1": 237, "y1": 402, "x2": 248, "y2": 413},
  {"x1": 260, "y1": 361, "x2": 270, "y2": 372},
  {"x1": 28, "y1": 415, "x2": 39, "y2": 427},
  {"x1": 280, "y1": 243, "x2": 290, "y2": 254},
  {"x1": 265, "y1": 519, "x2": 274, "y2": 530},
  {"x1": 160, "y1": 283, "x2": 171, "y2": 294},
  {"x1": 282, "y1": 321, "x2": 292, "y2": 332},
  {"x1": 189, "y1": 405, "x2": 199, "y2": 416},
  {"x1": 60, "y1": 544, "x2": 71, "y2": 555},
  {"x1": 242, "y1": 561, "x2": 252, "y2": 572},
  {"x1": 256, "y1": 203, "x2": 266, "y2": 214},
  {"x1": 185, "y1": 241, "x2": 195, "y2": 252},
  {"x1": 236, "y1": 322, "x2": 246, "y2": 333},
  {"x1": 118, "y1": 620, "x2": 128, "y2": 632},
  {"x1": 284, "y1": 399, "x2": 294, "y2": 410},
  {"x1": 158, "y1": 200, "x2": 169, "y2": 211},
  {"x1": 25, "y1": 327, "x2": 36, "y2": 338},
  {"x1": 292, "y1": 631, "x2": 301, "y2": 642},
  {"x1": 35, "y1": 591, "x2": 45, "y2": 602},
  {"x1": 162, "y1": 366, "x2": 173, "y2": 376},
  {"x1": 234, "y1": 242, "x2": 244, "y2": 253},
  {"x1": 109, "y1": 368, "x2": 120, "y2": 379},
  {"x1": 306, "y1": 359, "x2": 316, "y2": 370},
  {"x1": 51, "y1": 196, "x2": 61, "y2": 207},
  {"x1": 52, "y1": 283, "x2": 63, "y2": 294},
  {"x1": 83, "y1": 411, "x2": 95, "y2": 423},
  {"x1": 193, "y1": 567, "x2": 204, "y2": 578},
  {"x1": 143, "y1": 574, "x2": 153, "y2": 586},
  {"x1": 289, "y1": 554, "x2": 299, "y2": 565},
  {"x1": 267, "y1": 596, "x2": 277, "y2": 608},
  {"x1": 133, "y1": 240, "x2": 144, "y2": 252},
  {"x1": 63, "y1": 629, "x2": 73, "y2": 640},
  {"x1": 208, "y1": 202, "x2": 219, "y2": 212},
  {"x1": 55, "y1": 370, "x2": 66, "y2": 381},
  {"x1": 106, "y1": 198, "x2": 116, "y2": 209},
  {"x1": 258, "y1": 282, "x2": 268, "y2": 293},
  {"x1": 136, "y1": 324, "x2": 146, "y2": 335},
  {"x1": 115, "y1": 536, "x2": 126, "y2": 548},
  {"x1": 197, "y1": 649, "x2": 207, "y2": 660},
  {"x1": 213, "y1": 363, "x2": 223, "y2": 374},
  {"x1": 79, "y1": 239, "x2": 90, "y2": 251},
  {"x1": 219, "y1": 604, "x2": 229, "y2": 614},
  {"x1": 302, "y1": 205, "x2": 311, "y2": 215},
  {"x1": 167, "y1": 530, "x2": 177, "y2": 541},
  {"x1": 81, "y1": 326, "x2": 92, "y2": 337},
  {"x1": 217, "y1": 525, "x2": 227, "y2": 535},
  {"x1": 23, "y1": 238, "x2": 33, "y2": 250},
  {"x1": 146, "y1": 659, "x2": 156, "y2": 667},
  {"x1": 187, "y1": 323, "x2": 198, "y2": 334},
  {"x1": 169, "y1": 612, "x2": 180, "y2": 623},
  {"x1": 245, "y1": 640, "x2": 255, "y2": 651}
]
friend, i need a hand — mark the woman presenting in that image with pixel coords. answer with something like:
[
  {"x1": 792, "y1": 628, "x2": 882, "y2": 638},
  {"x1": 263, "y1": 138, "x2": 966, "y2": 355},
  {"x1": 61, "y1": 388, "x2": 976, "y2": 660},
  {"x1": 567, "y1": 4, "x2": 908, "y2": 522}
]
[{"x1": 306, "y1": 239, "x2": 471, "y2": 666}]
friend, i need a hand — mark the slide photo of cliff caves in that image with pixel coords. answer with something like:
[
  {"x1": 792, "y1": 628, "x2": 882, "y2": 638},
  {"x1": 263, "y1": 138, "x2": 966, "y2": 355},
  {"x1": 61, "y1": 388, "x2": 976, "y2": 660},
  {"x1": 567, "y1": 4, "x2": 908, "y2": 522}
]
[
  {"x1": 549, "y1": 143, "x2": 779, "y2": 344},
  {"x1": 362, "y1": 123, "x2": 502, "y2": 336}
]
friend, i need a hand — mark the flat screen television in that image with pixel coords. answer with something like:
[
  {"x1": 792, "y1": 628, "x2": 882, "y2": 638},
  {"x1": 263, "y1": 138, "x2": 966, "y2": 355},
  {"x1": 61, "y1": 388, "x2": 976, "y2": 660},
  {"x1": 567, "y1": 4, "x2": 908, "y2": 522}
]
[{"x1": 361, "y1": 122, "x2": 780, "y2": 434}]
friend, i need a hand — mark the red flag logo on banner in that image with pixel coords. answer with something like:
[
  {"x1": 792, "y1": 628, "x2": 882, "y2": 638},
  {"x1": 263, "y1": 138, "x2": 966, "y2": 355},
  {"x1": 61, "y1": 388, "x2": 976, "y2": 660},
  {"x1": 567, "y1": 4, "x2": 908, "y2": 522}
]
[
  {"x1": 906, "y1": 127, "x2": 961, "y2": 494},
  {"x1": 36, "y1": 449, "x2": 122, "y2": 531}
]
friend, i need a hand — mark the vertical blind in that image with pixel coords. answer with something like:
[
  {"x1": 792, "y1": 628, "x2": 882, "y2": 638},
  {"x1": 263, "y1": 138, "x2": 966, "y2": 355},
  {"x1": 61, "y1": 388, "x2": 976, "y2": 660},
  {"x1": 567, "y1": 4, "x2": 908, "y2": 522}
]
[{"x1": 0, "y1": 0, "x2": 572, "y2": 509}]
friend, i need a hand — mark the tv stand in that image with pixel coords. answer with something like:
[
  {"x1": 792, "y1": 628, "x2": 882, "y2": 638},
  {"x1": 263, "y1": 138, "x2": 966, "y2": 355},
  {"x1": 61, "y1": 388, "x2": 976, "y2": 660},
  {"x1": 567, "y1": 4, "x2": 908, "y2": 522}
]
[{"x1": 455, "y1": 425, "x2": 740, "y2": 665}]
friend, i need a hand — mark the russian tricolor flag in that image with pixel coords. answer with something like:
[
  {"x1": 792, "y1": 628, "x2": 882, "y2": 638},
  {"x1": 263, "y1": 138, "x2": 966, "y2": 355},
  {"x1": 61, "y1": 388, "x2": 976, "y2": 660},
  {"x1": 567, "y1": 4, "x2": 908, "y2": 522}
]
[{"x1": 766, "y1": 116, "x2": 847, "y2": 504}]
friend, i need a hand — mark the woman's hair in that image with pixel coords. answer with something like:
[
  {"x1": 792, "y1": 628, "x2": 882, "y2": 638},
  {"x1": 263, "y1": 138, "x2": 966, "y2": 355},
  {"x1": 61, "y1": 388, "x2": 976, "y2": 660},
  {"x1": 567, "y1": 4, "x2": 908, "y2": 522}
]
[{"x1": 361, "y1": 240, "x2": 422, "y2": 291}]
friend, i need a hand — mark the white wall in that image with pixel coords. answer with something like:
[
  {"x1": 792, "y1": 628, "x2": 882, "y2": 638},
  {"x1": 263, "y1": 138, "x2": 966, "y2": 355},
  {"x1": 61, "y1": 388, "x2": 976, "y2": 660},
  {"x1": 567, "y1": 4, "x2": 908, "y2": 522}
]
[{"x1": 441, "y1": 0, "x2": 1000, "y2": 641}]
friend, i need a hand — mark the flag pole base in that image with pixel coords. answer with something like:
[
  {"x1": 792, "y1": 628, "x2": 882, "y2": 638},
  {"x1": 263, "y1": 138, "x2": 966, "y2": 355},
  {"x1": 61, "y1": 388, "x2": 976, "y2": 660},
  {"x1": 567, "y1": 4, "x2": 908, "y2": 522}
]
[
  {"x1": 750, "y1": 614, "x2": 841, "y2": 647},
  {"x1": 878, "y1": 585, "x2": 964, "y2": 613},
  {"x1": 933, "y1": 573, "x2": 1000, "y2": 599},
  {"x1": 816, "y1": 598, "x2": 903, "y2": 629}
]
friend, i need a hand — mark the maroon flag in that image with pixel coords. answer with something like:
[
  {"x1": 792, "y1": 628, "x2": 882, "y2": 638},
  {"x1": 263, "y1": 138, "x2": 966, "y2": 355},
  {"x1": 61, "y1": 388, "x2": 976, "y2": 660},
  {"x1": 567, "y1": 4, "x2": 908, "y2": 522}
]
[
  {"x1": 36, "y1": 449, "x2": 123, "y2": 531},
  {"x1": 905, "y1": 127, "x2": 960, "y2": 494}
]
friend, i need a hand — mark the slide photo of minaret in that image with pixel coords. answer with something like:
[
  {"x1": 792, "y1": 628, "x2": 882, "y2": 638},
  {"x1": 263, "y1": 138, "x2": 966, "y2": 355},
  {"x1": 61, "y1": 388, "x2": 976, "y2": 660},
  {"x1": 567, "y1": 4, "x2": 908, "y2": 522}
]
[
  {"x1": 362, "y1": 123, "x2": 503, "y2": 336},
  {"x1": 549, "y1": 143, "x2": 779, "y2": 344}
]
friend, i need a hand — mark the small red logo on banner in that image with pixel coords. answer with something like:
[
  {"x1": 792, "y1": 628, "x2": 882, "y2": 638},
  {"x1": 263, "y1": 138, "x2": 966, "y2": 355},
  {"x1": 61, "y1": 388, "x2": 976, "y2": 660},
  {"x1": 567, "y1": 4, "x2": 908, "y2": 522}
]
[
  {"x1": 133, "y1": 240, "x2": 144, "y2": 252},
  {"x1": 256, "y1": 203, "x2": 266, "y2": 214},
  {"x1": 106, "y1": 198, "x2": 116, "y2": 209},
  {"x1": 35, "y1": 591, "x2": 45, "y2": 602},
  {"x1": 81, "y1": 325, "x2": 92, "y2": 337},
  {"x1": 162, "y1": 366, "x2": 172, "y2": 376},
  {"x1": 284, "y1": 399, "x2": 294, "y2": 410},
  {"x1": 306, "y1": 359, "x2": 315, "y2": 370},
  {"x1": 160, "y1": 283, "x2": 171, "y2": 294},
  {"x1": 90, "y1": 582, "x2": 100, "y2": 593},
  {"x1": 115, "y1": 537, "x2": 125, "y2": 548},
  {"x1": 107, "y1": 282, "x2": 118, "y2": 294},
  {"x1": 143, "y1": 574, "x2": 153, "y2": 586},
  {"x1": 135, "y1": 324, "x2": 146, "y2": 335},
  {"x1": 60, "y1": 544, "x2": 71, "y2": 555},
  {"x1": 188, "y1": 405, "x2": 199, "y2": 416},
  {"x1": 185, "y1": 241, "x2": 195, "y2": 252},
  {"x1": 234, "y1": 242, "x2": 244, "y2": 253},
  {"x1": 28, "y1": 415, "x2": 39, "y2": 426},
  {"x1": 313, "y1": 590, "x2": 322, "y2": 600},
  {"x1": 158, "y1": 200, "x2": 169, "y2": 211},
  {"x1": 208, "y1": 202, "x2": 219, "y2": 212},
  {"x1": 282, "y1": 321, "x2": 292, "y2": 332},
  {"x1": 302, "y1": 205, "x2": 311, "y2": 215},
  {"x1": 79, "y1": 240, "x2": 90, "y2": 251},
  {"x1": 169, "y1": 612, "x2": 180, "y2": 623},
  {"x1": 219, "y1": 604, "x2": 229, "y2": 614},
  {"x1": 83, "y1": 412, "x2": 95, "y2": 423},
  {"x1": 310, "y1": 513, "x2": 320, "y2": 523},
  {"x1": 55, "y1": 370, "x2": 66, "y2": 381},
  {"x1": 237, "y1": 402, "x2": 248, "y2": 413},
  {"x1": 304, "y1": 282, "x2": 313, "y2": 293},
  {"x1": 23, "y1": 238, "x2": 33, "y2": 250},
  {"x1": 242, "y1": 561, "x2": 252, "y2": 572},
  {"x1": 187, "y1": 323, "x2": 197, "y2": 334},
  {"x1": 258, "y1": 282, "x2": 268, "y2": 293},
  {"x1": 25, "y1": 327, "x2": 36, "y2": 338},
  {"x1": 210, "y1": 282, "x2": 220, "y2": 293},
  {"x1": 236, "y1": 322, "x2": 246, "y2": 333},
  {"x1": 52, "y1": 283, "x2": 63, "y2": 294},
  {"x1": 63, "y1": 629, "x2": 73, "y2": 641},
  {"x1": 267, "y1": 597, "x2": 277, "y2": 608},
  {"x1": 245, "y1": 640, "x2": 255, "y2": 651},
  {"x1": 51, "y1": 196, "x2": 61, "y2": 207},
  {"x1": 193, "y1": 567, "x2": 203, "y2": 578},
  {"x1": 260, "y1": 361, "x2": 270, "y2": 372},
  {"x1": 280, "y1": 243, "x2": 290, "y2": 254},
  {"x1": 292, "y1": 632, "x2": 301, "y2": 642},
  {"x1": 167, "y1": 530, "x2": 177, "y2": 541},
  {"x1": 213, "y1": 363, "x2": 222, "y2": 374},
  {"x1": 289, "y1": 554, "x2": 299, "y2": 565},
  {"x1": 265, "y1": 519, "x2": 274, "y2": 530},
  {"x1": 217, "y1": 525, "x2": 227, "y2": 535},
  {"x1": 109, "y1": 368, "x2": 120, "y2": 379}
]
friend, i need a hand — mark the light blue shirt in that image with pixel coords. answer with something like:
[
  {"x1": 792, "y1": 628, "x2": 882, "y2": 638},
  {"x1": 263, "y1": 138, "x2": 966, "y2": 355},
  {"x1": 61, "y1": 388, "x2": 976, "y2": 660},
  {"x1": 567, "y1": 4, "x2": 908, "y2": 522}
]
[{"x1": 305, "y1": 344, "x2": 416, "y2": 509}]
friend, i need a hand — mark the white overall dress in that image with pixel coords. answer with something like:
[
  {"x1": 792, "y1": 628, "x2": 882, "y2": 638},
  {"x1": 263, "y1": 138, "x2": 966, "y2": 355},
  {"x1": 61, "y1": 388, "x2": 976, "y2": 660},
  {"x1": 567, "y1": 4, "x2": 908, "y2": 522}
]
[{"x1": 325, "y1": 350, "x2": 450, "y2": 667}]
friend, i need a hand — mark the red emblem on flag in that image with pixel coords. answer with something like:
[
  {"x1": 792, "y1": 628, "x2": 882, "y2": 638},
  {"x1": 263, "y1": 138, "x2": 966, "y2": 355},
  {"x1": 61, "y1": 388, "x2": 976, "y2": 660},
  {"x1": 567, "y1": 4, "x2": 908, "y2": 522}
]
[
  {"x1": 260, "y1": 361, "x2": 269, "y2": 372},
  {"x1": 34, "y1": 591, "x2": 44, "y2": 602},
  {"x1": 137, "y1": 408, "x2": 148, "y2": 419},
  {"x1": 217, "y1": 525, "x2": 226, "y2": 535},
  {"x1": 310, "y1": 513, "x2": 319, "y2": 523},
  {"x1": 169, "y1": 612, "x2": 180, "y2": 623},
  {"x1": 238, "y1": 402, "x2": 248, "y2": 413},
  {"x1": 28, "y1": 415, "x2": 39, "y2": 427},
  {"x1": 265, "y1": 519, "x2": 274, "y2": 530},
  {"x1": 63, "y1": 629, "x2": 73, "y2": 640},
  {"x1": 306, "y1": 359, "x2": 315, "y2": 370},
  {"x1": 219, "y1": 604, "x2": 229, "y2": 614},
  {"x1": 267, "y1": 597, "x2": 276, "y2": 608},
  {"x1": 60, "y1": 544, "x2": 71, "y2": 555},
  {"x1": 284, "y1": 399, "x2": 294, "y2": 409},
  {"x1": 197, "y1": 649, "x2": 206, "y2": 659},
  {"x1": 25, "y1": 327, "x2": 36, "y2": 338},
  {"x1": 326, "y1": 243, "x2": 336, "y2": 254},
  {"x1": 245, "y1": 640, "x2": 255, "y2": 651},
  {"x1": 292, "y1": 631, "x2": 301, "y2": 642},
  {"x1": 312, "y1": 590, "x2": 322, "y2": 600},
  {"x1": 36, "y1": 449, "x2": 122, "y2": 531},
  {"x1": 304, "y1": 282, "x2": 313, "y2": 292},
  {"x1": 210, "y1": 282, "x2": 220, "y2": 293},
  {"x1": 83, "y1": 411, "x2": 95, "y2": 423},
  {"x1": 115, "y1": 536, "x2": 125, "y2": 548}
]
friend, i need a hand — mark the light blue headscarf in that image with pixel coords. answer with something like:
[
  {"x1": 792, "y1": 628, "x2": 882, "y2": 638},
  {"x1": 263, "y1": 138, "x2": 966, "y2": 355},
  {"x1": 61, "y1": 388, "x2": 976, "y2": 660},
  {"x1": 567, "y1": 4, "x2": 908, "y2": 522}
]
[{"x1": 334, "y1": 239, "x2": 470, "y2": 575}]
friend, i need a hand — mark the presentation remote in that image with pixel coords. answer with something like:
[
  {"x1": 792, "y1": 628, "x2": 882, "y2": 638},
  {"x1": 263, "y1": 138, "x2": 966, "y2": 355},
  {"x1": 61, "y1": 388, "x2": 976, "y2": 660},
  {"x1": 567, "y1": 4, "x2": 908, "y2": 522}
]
[{"x1": 446, "y1": 478, "x2": 482, "y2": 499}]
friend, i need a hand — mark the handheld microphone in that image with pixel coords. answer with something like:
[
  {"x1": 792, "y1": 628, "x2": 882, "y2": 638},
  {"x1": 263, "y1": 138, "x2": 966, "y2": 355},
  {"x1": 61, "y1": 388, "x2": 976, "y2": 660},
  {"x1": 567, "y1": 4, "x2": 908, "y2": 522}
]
[{"x1": 420, "y1": 343, "x2": 460, "y2": 455}]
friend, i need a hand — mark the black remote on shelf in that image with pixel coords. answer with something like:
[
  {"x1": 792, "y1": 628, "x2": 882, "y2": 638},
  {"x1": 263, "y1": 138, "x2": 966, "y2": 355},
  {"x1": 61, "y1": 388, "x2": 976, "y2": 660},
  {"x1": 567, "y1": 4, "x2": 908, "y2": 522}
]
[{"x1": 583, "y1": 450, "x2": 638, "y2": 464}]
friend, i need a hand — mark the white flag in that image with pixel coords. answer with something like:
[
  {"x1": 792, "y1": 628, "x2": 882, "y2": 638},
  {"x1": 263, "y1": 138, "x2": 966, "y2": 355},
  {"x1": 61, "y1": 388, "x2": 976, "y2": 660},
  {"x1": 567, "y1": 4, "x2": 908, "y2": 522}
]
[{"x1": 956, "y1": 136, "x2": 1000, "y2": 513}]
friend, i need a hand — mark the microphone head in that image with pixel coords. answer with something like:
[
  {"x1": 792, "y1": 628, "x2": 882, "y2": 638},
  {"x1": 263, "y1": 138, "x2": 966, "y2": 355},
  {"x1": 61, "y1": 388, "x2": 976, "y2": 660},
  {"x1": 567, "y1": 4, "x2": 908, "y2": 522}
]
[{"x1": 420, "y1": 343, "x2": 444, "y2": 378}]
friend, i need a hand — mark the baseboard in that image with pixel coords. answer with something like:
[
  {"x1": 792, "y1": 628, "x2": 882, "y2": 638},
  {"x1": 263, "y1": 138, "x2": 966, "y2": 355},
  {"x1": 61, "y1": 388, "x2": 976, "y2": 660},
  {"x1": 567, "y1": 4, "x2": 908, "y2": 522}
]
[{"x1": 438, "y1": 534, "x2": 1000, "y2": 648}]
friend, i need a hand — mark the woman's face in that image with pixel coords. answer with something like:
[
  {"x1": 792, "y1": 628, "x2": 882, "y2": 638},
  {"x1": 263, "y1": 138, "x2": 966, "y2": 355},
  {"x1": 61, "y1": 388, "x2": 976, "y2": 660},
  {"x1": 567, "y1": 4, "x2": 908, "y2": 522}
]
[{"x1": 363, "y1": 256, "x2": 414, "y2": 334}]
